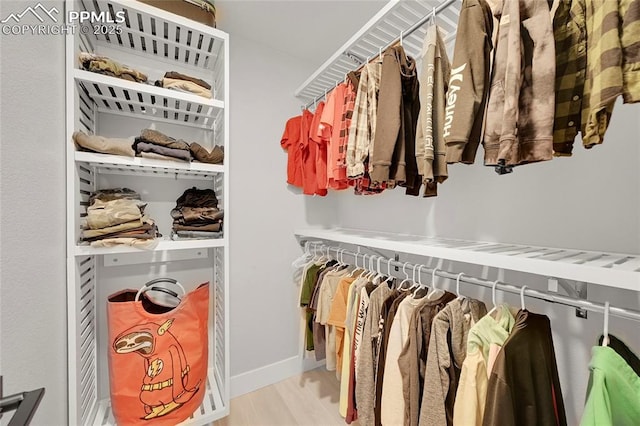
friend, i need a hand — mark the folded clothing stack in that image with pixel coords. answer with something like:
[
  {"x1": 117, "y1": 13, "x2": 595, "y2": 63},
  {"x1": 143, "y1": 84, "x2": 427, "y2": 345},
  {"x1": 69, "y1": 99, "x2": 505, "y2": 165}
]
[
  {"x1": 171, "y1": 187, "x2": 223, "y2": 240},
  {"x1": 82, "y1": 188, "x2": 160, "y2": 248},
  {"x1": 155, "y1": 71, "x2": 212, "y2": 98},
  {"x1": 133, "y1": 128, "x2": 224, "y2": 164},
  {"x1": 134, "y1": 128, "x2": 192, "y2": 162},
  {"x1": 79, "y1": 52, "x2": 147, "y2": 83}
]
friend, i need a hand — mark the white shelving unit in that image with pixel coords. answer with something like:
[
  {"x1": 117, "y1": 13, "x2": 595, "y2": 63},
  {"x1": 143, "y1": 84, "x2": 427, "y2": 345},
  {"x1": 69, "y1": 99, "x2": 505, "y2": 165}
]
[
  {"x1": 295, "y1": 228, "x2": 640, "y2": 292},
  {"x1": 65, "y1": 1, "x2": 229, "y2": 425}
]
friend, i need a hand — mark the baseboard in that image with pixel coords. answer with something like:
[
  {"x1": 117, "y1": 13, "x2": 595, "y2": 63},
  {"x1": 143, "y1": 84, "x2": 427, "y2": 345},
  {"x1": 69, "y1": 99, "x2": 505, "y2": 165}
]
[{"x1": 230, "y1": 355, "x2": 325, "y2": 398}]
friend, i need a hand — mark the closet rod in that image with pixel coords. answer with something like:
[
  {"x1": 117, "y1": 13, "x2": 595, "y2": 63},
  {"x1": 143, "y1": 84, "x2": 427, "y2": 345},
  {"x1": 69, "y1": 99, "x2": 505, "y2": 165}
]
[
  {"x1": 303, "y1": 0, "x2": 459, "y2": 110},
  {"x1": 308, "y1": 243, "x2": 640, "y2": 323}
]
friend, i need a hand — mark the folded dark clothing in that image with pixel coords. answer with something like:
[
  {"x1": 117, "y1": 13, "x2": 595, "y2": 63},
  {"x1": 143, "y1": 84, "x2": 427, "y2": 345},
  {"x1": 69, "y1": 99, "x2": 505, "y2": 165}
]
[
  {"x1": 90, "y1": 188, "x2": 140, "y2": 205},
  {"x1": 134, "y1": 140, "x2": 192, "y2": 162},
  {"x1": 139, "y1": 129, "x2": 190, "y2": 150},
  {"x1": 164, "y1": 71, "x2": 211, "y2": 90},
  {"x1": 172, "y1": 230, "x2": 223, "y2": 240},
  {"x1": 171, "y1": 207, "x2": 223, "y2": 223},
  {"x1": 172, "y1": 222, "x2": 222, "y2": 232},
  {"x1": 175, "y1": 187, "x2": 218, "y2": 209},
  {"x1": 190, "y1": 143, "x2": 224, "y2": 164}
]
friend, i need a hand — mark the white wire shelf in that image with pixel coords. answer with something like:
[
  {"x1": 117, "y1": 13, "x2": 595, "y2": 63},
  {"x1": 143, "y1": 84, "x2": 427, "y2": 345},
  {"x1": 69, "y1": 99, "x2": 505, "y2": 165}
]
[
  {"x1": 75, "y1": 69, "x2": 223, "y2": 129},
  {"x1": 91, "y1": 368, "x2": 228, "y2": 426},
  {"x1": 295, "y1": 228, "x2": 640, "y2": 292},
  {"x1": 75, "y1": 151, "x2": 223, "y2": 179},
  {"x1": 81, "y1": 0, "x2": 226, "y2": 72},
  {"x1": 294, "y1": 0, "x2": 461, "y2": 102},
  {"x1": 75, "y1": 237, "x2": 225, "y2": 256}
]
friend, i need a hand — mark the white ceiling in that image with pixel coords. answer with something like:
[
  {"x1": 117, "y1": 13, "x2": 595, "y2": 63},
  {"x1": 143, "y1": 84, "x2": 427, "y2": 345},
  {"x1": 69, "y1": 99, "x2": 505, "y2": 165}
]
[{"x1": 215, "y1": 0, "x2": 387, "y2": 70}]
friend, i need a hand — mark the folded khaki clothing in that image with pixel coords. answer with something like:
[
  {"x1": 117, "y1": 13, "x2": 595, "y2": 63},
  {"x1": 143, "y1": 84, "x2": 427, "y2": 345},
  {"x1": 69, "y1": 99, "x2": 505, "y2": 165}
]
[
  {"x1": 90, "y1": 237, "x2": 158, "y2": 250},
  {"x1": 158, "y1": 77, "x2": 212, "y2": 98},
  {"x1": 134, "y1": 140, "x2": 192, "y2": 162},
  {"x1": 190, "y1": 143, "x2": 224, "y2": 164},
  {"x1": 90, "y1": 188, "x2": 140, "y2": 205},
  {"x1": 139, "y1": 152, "x2": 180, "y2": 162},
  {"x1": 164, "y1": 71, "x2": 211, "y2": 90},
  {"x1": 73, "y1": 131, "x2": 135, "y2": 157},
  {"x1": 82, "y1": 218, "x2": 144, "y2": 239},
  {"x1": 85, "y1": 199, "x2": 143, "y2": 230},
  {"x1": 172, "y1": 222, "x2": 222, "y2": 232},
  {"x1": 139, "y1": 129, "x2": 190, "y2": 150},
  {"x1": 83, "y1": 225, "x2": 156, "y2": 242},
  {"x1": 79, "y1": 52, "x2": 147, "y2": 83}
]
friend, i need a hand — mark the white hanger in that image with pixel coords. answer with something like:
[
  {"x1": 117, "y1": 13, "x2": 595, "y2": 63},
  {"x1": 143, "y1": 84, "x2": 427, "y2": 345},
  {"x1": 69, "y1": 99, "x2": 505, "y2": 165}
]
[
  {"x1": 520, "y1": 285, "x2": 528, "y2": 310},
  {"x1": 291, "y1": 241, "x2": 313, "y2": 267},
  {"x1": 487, "y1": 279, "x2": 500, "y2": 315},
  {"x1": 385, "y1": 258, "x2": 394, "y2": 285},
  {"x1": 427, "y1": 267, "x2": 443, "y2": 299},
  {"x1": 411, "y1": 264, "x2": 427, "y2": 298},
  {"x1": 399, "y1": 262, "x2": 412, "y2": 289},
  {"x1": 602, "y1": 301, "x2": 610, "y2": 347},
  {"x1": 400, "y1": 30, "x2": 404, "y2": 46},
  {"x1": 456, "y1": 272, "x2": 465, "y2": 300}
]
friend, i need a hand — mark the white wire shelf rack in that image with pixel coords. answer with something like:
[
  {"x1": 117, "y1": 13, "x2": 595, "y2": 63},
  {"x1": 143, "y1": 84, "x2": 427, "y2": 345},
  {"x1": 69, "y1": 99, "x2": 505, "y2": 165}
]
[
  {"x1": 75, "y1": 69, "x2": 223, "y2": 129},
  {"x1": 80, "y1": 0, "x2": 226, "y2": 72},
  {"x1": 295, "y1": 228, "x2": 640, "y2": 292},
  {"x1": 294, "y1": 0, "x2": 461, "y2": 102},
  {"x1": 75, "y1": 237, "x2": 225, "y2": 256},
  {"x1": 75, "y1": 151, "x2": 223, "y2": 179},
  {"x1": 91, "y1": 368, "x2": 227, "y2": 426}
]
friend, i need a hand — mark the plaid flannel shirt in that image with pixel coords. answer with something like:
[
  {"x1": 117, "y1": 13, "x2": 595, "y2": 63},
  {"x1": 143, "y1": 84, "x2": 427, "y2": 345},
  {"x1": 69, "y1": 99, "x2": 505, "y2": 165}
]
[
  {"x1": 346, "y1": 61, "x2": 382, "y2": 179},
  {"x1": 552, "y1": 0, "x2": 587, "y2": 155}
]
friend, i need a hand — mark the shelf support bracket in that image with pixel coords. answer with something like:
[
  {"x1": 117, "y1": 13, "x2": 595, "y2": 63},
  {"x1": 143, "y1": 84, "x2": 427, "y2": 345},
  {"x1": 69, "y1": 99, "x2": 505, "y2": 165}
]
[{"x1": 552, "y1": 278, "x2": 588, "y2": 319}]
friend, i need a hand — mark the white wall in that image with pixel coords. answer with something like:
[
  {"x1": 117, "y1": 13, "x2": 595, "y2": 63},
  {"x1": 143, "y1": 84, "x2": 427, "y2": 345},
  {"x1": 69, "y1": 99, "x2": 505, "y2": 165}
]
[
  {"x1": 320, "y1": 102, "x2": 640, "y2": 424},
  {"x1": 0, "y1": 1, "x2": 67, "y2": 424},
  {"x1": 226, "y1": 34, "x2": 340, "y2": 395}
]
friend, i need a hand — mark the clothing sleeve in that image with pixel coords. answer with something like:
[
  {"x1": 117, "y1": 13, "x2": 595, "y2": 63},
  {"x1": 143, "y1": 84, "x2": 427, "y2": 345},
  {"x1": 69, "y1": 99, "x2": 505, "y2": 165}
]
[
  {"x1": 580, "y1": 369, "x2": 612, "y2": 426},
  {"x1": 444, "y1": 0, "x2": 493, "y2": 164},
  {"x1": 419, "y1": 319, "x2": 450, "y2": 426},
  {"x1": 581, "y1": 0, "x2": 622, "y2": 147},
  {"x1": 355, "y1": 298, "x2": 377, "y2": 426},
  {"x1": 319, "y1": 94, "x2": 335, "y2": 140},
  {"x1": 452, "y1": 352, "x2": 488, "y2": 426},
  {"x1": 280, "y1": 118, "x2": 293, "y2": 149},
  {"x1": 497, "y1": 0, "x2": 522, "y2": 161},
  {"x1": 347, "y1": 67, "x2": 369, "y2": 178},
  {"x1": 417, "y1": 41, "x2": 437, "y2": 183},
  {"x1": 370, "y1": 50, "x2": 402, "y2": 184}
]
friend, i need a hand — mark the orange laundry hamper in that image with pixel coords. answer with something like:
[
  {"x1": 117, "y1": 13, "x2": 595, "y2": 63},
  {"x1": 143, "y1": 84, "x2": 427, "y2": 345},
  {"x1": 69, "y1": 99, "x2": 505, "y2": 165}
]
[{"x1": 107, "y1": 279, "x2": 210, "y2": 425}]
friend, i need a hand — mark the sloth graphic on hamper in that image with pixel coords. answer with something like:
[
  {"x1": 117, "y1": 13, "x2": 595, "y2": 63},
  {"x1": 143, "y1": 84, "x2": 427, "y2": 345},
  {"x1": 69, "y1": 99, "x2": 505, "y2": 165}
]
[{"x1": 113, "y1": 319, "x2": 201, "y2": 419}]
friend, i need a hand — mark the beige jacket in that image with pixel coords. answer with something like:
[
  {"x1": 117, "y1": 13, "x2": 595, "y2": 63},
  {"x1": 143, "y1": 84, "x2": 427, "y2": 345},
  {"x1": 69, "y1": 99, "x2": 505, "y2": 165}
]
[
  {"x1": 484, "y1": 0, "x2": 555, "y2": 167},
  {"x1": 452, "y1": 304, "x2": 516, "y2": 426}
]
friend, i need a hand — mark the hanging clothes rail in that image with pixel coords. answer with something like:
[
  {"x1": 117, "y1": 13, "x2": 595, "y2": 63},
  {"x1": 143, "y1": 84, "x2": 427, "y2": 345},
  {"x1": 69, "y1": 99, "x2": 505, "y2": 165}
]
[
  {"x1": 302, "y1": 242, "x2": 640, "y2": 322},
  {"x1": 302, "y1": 0, "x2": 459, "y2": 110},
  {"x1": 295, "y1": 0, "x2": 461, "y2": 105}
]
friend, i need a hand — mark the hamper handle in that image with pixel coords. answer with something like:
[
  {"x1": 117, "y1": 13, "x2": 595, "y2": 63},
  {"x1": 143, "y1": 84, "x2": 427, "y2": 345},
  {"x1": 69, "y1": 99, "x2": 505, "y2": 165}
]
[{"x1": 135, "y1": 278, "x2": 186, "y2": 302}]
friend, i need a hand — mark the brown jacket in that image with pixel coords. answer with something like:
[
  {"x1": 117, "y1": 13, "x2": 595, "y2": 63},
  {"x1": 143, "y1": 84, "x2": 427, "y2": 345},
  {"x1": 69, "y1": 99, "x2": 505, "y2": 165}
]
[
  {"x1": 370, "y1": 45, "x2": 418, "y2": 188},
  {"x1": 482, "y1": 310, "x2": 567, "y2": 426},
  {"x1": 484, "y1": 0, "x2": 555, "y2": 167},
  {"x1": 444, "y1": 0, "x2": 494, "y2": 164}
]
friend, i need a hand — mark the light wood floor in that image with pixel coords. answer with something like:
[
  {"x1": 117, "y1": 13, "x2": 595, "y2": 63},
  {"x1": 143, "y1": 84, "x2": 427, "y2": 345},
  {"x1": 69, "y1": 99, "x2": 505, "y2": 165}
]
[{"x1": 213, "y1": 368, "x2": 359, "y2": 426}]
